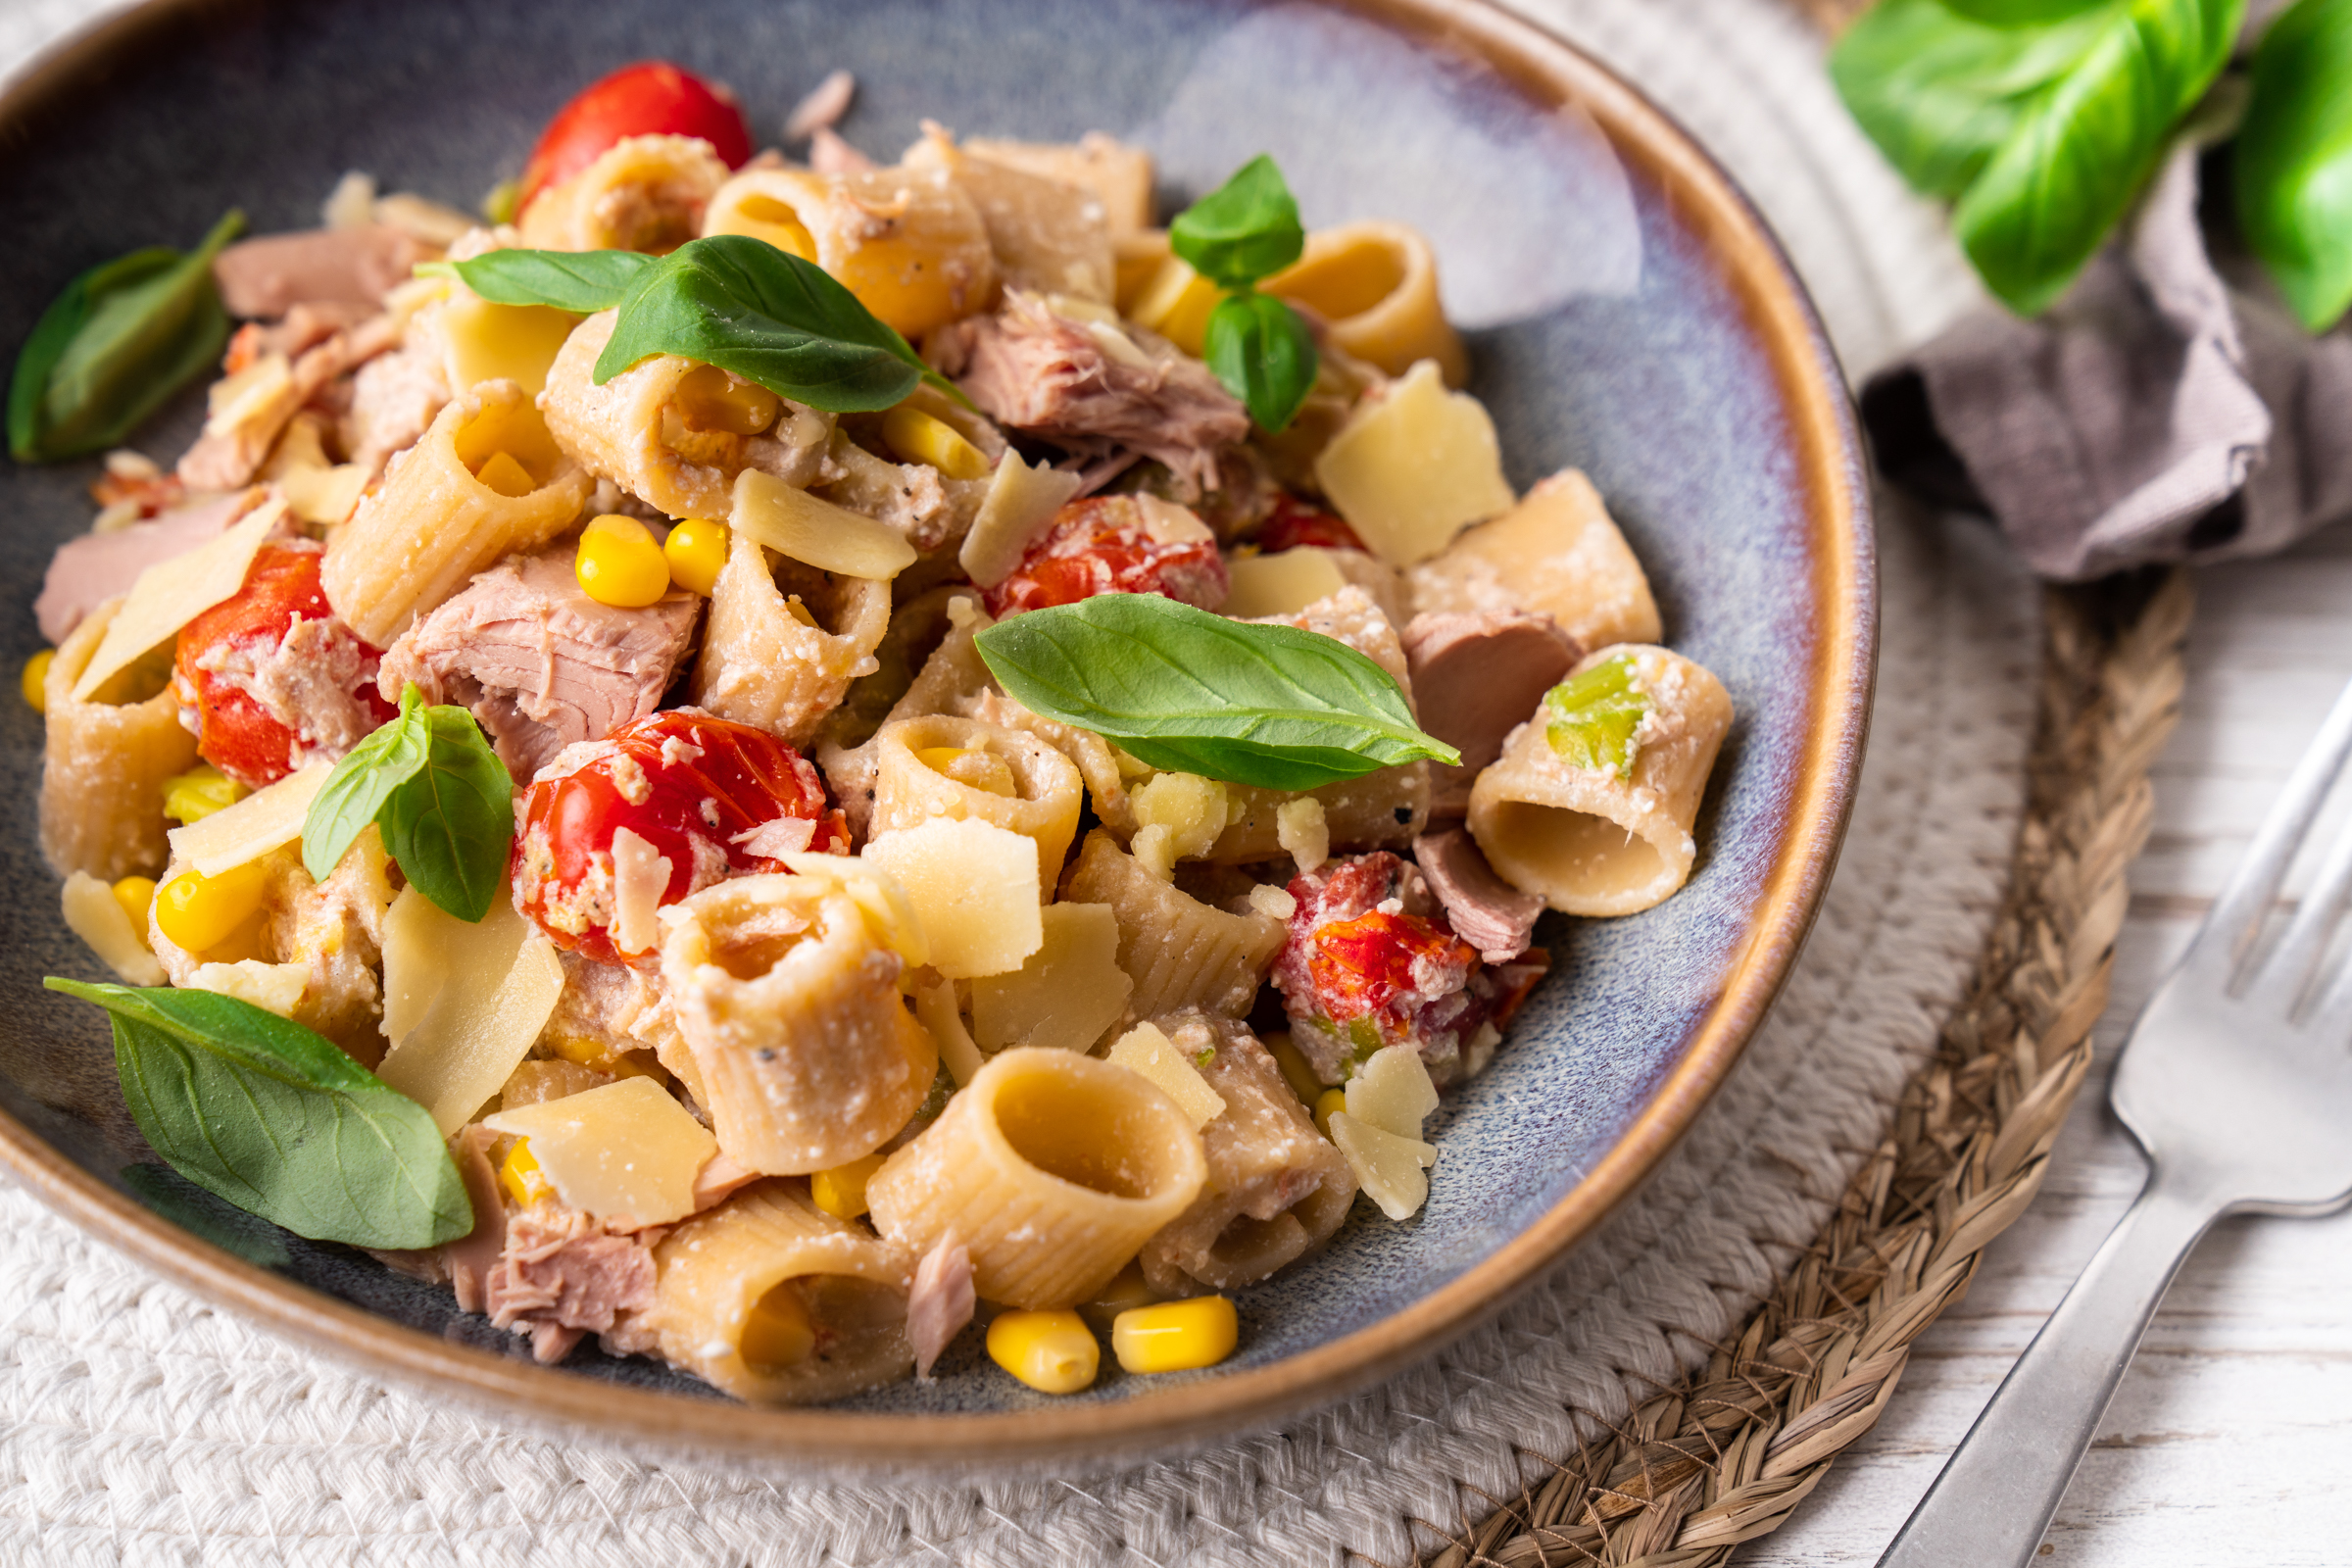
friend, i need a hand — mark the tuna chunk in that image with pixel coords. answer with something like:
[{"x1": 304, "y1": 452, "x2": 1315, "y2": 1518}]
[
  {"x1": 906, "y1": 1232, "x2": 975, "y2": 1377},
  {"x1": 378, "y1": 548, "x2": 702, "y2": 779},
  {"x1": 213, "y1": 224, "x2": 425, "y2": 318},
  {"x1": 1402, "y1": 610, "x2": 1579, "y2": 818},
  {"x1": 484, "y1": 1202, "x2": 658, "y2": 1364},
  {"x1": 175, "y1": 315, "x2": 400, "y2": 491},
  {"x1": 35, "y1": 491, "x2": 251, "y2": 644},
  {"x1": 444, "y1": 1125, "x2": 508, "y2": 1314},
  {"x1": 1412, "y1": 827, "x2": 1544, "y2": 963},
  {"x1": 929, "y1": 290, "x2": 1248, "y2": 498}
]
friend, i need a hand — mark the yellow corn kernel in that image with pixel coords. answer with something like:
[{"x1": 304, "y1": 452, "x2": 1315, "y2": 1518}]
[
  {"x1": 674, "y1": 364, "x2": 782, "y2": 436},
  {"x1": 913, "y1": 745, "x2": 1018, "y2": 799},
  {"x1": 1314, "y1": 1087, "x2": 1347, "y2": 1139},
  {"x1": 1078, "y1": 1260, "x2": 1163, "y2": 1333},
  {"x1": 574, "y1": 514, "x2": 670, "y2": 609},
  {"x1": 1111, "y1": 1295, "x2": 1239, "y2": 1375},
  {"x1": 153, "y1": 860, "x2": 270, "y2": 955},
  {"x1": 740, "y1": 1284, "x2": 817, "y2": 1368},
  {"x1": 1127, "y1": 256, "x2": 1221, "y2": 357},
  {"x1": 882, "y1": 405, "x2": 991, "y2": 481},
  {"x1": 711, "y1": 193, "x2": 818, "y2": 262},
  {"x1": 544, "y1": 1030, "x2": 659, "y2": 1081},
  {"x1": 161, "y1": 764, "x2": 248, "y2": 825},
  {"x1": 1265, "y1": 1032, "x2": 1324, "y2": 1107},
  {"x1": 662, "y1": 515, "x2": 731, "y2": 596},
  {"x1": 499, "y1": 1138, "x2": 551, "y2": 1206},
  {"x1": 809, "y1": 1151, "x2": 889, "y2": 1219},
  {"x1": 112, "y1": 876, "x2": 158, "y2": 945},
  {"x1": 986, "y1": 1309, "x2": 1101, "y2": 1395},
  {"x1": 22, "y1": 648, "x2": 54, "y2": 712},
  {"x1": 472, "y1": 449, "x2": 538, "y2": 498}
]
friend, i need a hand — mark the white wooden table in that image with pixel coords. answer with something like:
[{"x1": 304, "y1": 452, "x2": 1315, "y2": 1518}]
[{"x1": 1748, "y1": 522, "x2": 2352, "y2": 1565}]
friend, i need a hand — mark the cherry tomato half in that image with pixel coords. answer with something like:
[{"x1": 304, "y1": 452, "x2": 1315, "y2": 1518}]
[
  {"x1": 172, "y1": 544, "x2": 396, "y2": 790},
  {"x1": 1255, "y1": 492, "x2": 1365, "y2": 556},
  {"x1": 519, "y1": 61, "x2": 754, "y2": 210},
  {"x1": 982, "y1": 496, "x2": 1229, "y2": 619},
  {"x1": 512, "y1": 710, "x2": 850, "y2": 964}
]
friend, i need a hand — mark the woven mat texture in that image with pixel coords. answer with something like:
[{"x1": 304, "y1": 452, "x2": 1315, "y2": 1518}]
[{"x1": 0, "y1": 0, "x2": 2037, "y2": 1562}]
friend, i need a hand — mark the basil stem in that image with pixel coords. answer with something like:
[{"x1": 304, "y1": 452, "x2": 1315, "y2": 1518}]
[
  {"x1": 8, "y1": 209, "x2": 245, "y2": 463},
  {"x1": 303, "y1": 684, "x2": 514, "y2": 922},
  {"x1": 2235, "y1": 0, "x2": 2352, "y2": 332},
  {"x1": 48, "y1": 979, "x2": 472, "y2": 1250}
]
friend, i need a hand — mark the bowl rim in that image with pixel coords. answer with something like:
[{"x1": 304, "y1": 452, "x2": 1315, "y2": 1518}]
[{"x1": 0, "y1": 0, "x2": 1877, "y2": 1469}]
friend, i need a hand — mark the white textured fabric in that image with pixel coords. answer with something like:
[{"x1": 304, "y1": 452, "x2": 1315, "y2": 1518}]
[{"x1": 0, "y1": 1, "x2": 2035, "y2": 1563}]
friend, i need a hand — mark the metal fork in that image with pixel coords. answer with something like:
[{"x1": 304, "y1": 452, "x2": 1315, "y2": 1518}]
[{"x1": 1876, "y1": 672, "x2": 2352, "y2": 1567}]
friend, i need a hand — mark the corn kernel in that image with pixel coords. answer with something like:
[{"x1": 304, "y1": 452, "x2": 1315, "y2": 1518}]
[
  {"x1": 575, "y1": 514, "x2": 670, "y2": 608},
  {"x1": 22, "y1": 648, "x2": 53, "y2": 712},
  {"x1": 675, "y1": 364, "x2": 782, "y2": 436},
  {"x1": 713, "y1": 194, "x2": 818, "y2": 262},
  {"x1": 1078, "y1": 1260, "x2": 1163, "y2": 1333},
  {"x1": 154, "y1": 860, "x2": 270, "y2": 954},
  {"x1": 1111, "y1": 1296, "x2": 1238, "y2": 1375},
  {"x1": 740, "y1": 1284, "x2": 817, "y2": 1368},
  {"x1": 1266, "y1": 1032, "x2": 1324, "y2": 1107},
  {"x1": 810, "y1": 1151, "x2": 888, "y2": 1219},
  {"x1": 882, "y1": 406, "x2": 991, "y2": 481},
  {"x1": 499, "y1": 1138, "x2": 551, "y2": 1206},
  {"x1": 162, "y1": 764, "x2": 248, "y2": 825},
  {"x1": 1314, "y1": 1087, "x2": 1347, "y2": 1139},
  {"x1": 914, "y1": 745, "x2": 1018, "y2": 799},
  {"x1": 544, "y1": 1030, "x2": 659, "y2": 1081},
  {"x1": 472, "y1": 449, "x2": 538, "y2": 498},
  {"x1": 662, "y1": 515, "x2": 730, "y2": 595},
  {"x1": 112, "y1": 876, "x2": 158, "y2": 946},
  {"x1": 986, "y1": 1309, "x2": 1101, "y2": 1395}
]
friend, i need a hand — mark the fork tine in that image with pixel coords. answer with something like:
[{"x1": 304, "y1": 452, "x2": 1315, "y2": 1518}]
[
  {"x1": 2262, "y1": 802, "x2": 2352, "y2": 1012},
  {"x1": 2184, "y1": 671, "x2": 2352, "y2": 983}
]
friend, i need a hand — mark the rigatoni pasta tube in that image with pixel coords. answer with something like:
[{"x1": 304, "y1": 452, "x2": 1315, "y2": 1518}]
[
  {"x1": 865, "y1": 1047, "x2": 1207, "y2": 1308},
  {"x1": 702, "y1": 164, "x2": 997, "y2": 339},
  {"x1": 517, "y1": 132, "x2": 730, "y2": 253},
  {"x1": 1468, "y1": 645, "x2": 1732, "y2": 917},
  {"x1": 661, "y1": 873, "x2": 937, "y2": 1174},
  {"x1": 643, "y1": 1181, "x2": 915, "y2": 1405},
  {"x1": 1408, "y1": 469, "x2": 1663, "y2": 652},
  {"x1": 868, "y1": 714, "x2": 1081, "y2": 889},
  {"x1": 1263, "y1": 221, "x2": 1466, "y2": 386},
  {"x1": 322, "y1": 379, "x2": 591, "y2": 647},
  {"x1": 901, "y1": 127, "x2": 1115, "y2": 303},
  {"x1": 691, "y1": 530, "x2": 890, "y2": 747},
  {"x1": 1061, "y1": 831, "x2": 1284, "y2": 1020},
  {"x1": 38, "y1": 596, "x2": 200, "y2": 880}
]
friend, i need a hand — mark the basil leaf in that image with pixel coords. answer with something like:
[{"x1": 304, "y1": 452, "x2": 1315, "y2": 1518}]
[
  {"x1": 2236, "y1": 0, "x2": 2352, "y2": 332},
  {"x1": 8, "y1": 209, "x2": 244, "y2": 463},
  {"x1": 1942, "y1": 0, "x2": 2109, "y2": 24},
  {"x1": 1204, "y1": 290, "x2": 1319, "y2": 433},
  {"x1": 424, "y1": 247, "x2": 654, "y2": 313},
  {"x1": 377, "y1": 702, "x2": 515, "y2": 923},
  {"x1": 303, "y1": 684, "x2": 429, "y2": 881},
  {"x1": 1955, "y1": 0, "x2": 2240, "y2": 314},
  {"x1": 594, "y1": 234, "x2": 935, "y2": 413},
  {"x1": 47, "y1": 979, "x2": 471, "y2": 1250},
  {"x1": 1169, "y1": 154, "x2": 1306, "y2": 290},
  {"x1": 973, "y1": 594, "x2": 1460, "y2": 792}
]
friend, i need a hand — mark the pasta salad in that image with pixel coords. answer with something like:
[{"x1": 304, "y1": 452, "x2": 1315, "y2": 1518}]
[{"x1": 15, "y1": 61, "x2": 1732, "y2": 1401}]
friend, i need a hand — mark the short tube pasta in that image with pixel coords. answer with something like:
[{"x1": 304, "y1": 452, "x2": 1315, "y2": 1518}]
[
  {"x1": 1408, "y1": 469, "x2": 1663, "y2": 653},
  {"x1": 691, "y1": 530, "x2": 891, "y2": 747},
  {"x1": 1468, "y1": 645, "x2": 1733, "y2": 916},
  {"x1": 38, "y1": 596, "x2": 200, "y2": 881},
  {"x1": 865, "y1": 1047, "x2": 1207, "y2": 1308},
  {"x1": 518, "y1": 133, "x2": 730, "y2": 254},
  {"x1": 640, "y1": 1181, "x2": 915, "y2": 1405},
  {"x1": 1060, "y1": 831, "x2": 1285, "y2": 1020},
  {"x1": 322, "y1": 379, "x2": 592, "y2": 647},
  {"x1": 868, "y1": 714, "x2": 1081, "y2": 889},
  {"x1": 1264, "y1": 221, "x2": 1467, "y2": 386}
]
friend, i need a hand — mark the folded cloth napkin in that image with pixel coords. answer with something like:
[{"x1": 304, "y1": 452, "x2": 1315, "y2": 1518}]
[{"x1": 1861, "y1": 139, "x2": 2352, "y2": 580}]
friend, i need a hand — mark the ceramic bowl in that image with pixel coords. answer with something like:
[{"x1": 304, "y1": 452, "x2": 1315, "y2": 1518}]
[{"x1": 0, "y1": 0, "x2": 1873, "y2": 1470}]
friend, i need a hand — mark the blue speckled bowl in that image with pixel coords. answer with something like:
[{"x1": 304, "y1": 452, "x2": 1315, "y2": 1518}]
[{"x1": 0, "y1": 0, "x2": 1873, "y2": 1471}]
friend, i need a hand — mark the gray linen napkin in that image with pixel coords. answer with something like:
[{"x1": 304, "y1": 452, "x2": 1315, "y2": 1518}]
[{"x1": 1862, "y1": 140, "x2": 2352, "y2": 580}]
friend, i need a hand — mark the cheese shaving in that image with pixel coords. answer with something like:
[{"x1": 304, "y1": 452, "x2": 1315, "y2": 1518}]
[
  {"x1": 167, "y1": 760, "x2": 331, "y2": 878},
  {"x1": 485, "y1": 1077, "x2": 716, "y2": 1226},
  {"x1": 609, "y1": 826, "x2": 672, "y2": 957},
  {"x1": 74, "y1": 496, "x2": 286, "y2": 703},
  {"x1": 60, "y1": 871, "x2": 166, "y2": 987},
  {"x1": 958, "y1": 449, "x2": 1083, "y2": 587},
  {"x1": 374, "y1": 889, "x2": 564, "y2": 1134}
]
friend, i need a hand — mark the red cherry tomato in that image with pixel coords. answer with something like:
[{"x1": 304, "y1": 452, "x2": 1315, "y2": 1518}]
[
  {"x1": 1256, "y1": 493, "x2": 1365, "y2": 555},
  {"x1": 982, "y1": 496, "x2": 1230, "y2": 618},
  {"x1": 512, "y1": 710, "x2": 850, "y2": 964},
  {"x1": 172, "y1": 544, "x2": 397, "y2": 790},
  {"x1": 519, "y1": 62, "x2": 754, "y2": 209}
]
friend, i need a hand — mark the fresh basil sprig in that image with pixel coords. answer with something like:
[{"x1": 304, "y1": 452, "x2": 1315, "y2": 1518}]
[
  {"x1": 422, "y1": 247, "x2": 652, "y2": 313},
  {"x1": 2235, "y1": 0, "x2": 2352, "y2": 332},
  {"x1": 8, "y1": 209, "x2": 245, "y2": 463},
  {"x1": 304, "y1": 684, "x2": 514, "y2": 922},
  {"x1": 1169, "y1": 156, "x2": 1320, "y2": 433},
  {"x1": 1833, "y1": 0, "x2": 2240, "y2": 316},
  {"x1": 46, "y1": 980, "x2": 472, "y2": 1250},
  {"x1": 972, "y1": 594, "x2": 1459, "y2": 792}
]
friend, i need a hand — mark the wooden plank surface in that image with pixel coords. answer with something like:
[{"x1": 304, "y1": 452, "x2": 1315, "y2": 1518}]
[{"x1": 1745, "y1": 522, "x2": 2352, "y2": 1564}]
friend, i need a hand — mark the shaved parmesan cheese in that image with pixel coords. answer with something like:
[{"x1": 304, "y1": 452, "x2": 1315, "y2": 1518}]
[
  {"x1": 73, "y1": 496, "x2": 285, "y2": 703},
  {"x1": 375, "y1": 889, "x2": 565, "y2": 1134},
  {"x1": 168, "y1": 760, "x2": 331, "y2": 877},
  {"x1": 1219, "y1": 548, "x2": 1349, "y2": 619},
  {"x1": 1313, "y1": 361, "x2": 1513, "y2": 565},
  {"x1": 915, "y1": 978, "x2": 987, "y2": 1087},
  {"x1": 1328, "y1": 1110, "x2": 1437, "y2": 1219},
  {"x1": 971, "y1": 902, "x2": 1132, "y2": 1054},
  {"x1": 278, "y1": 462, "x2": 370, "y2": 527},
  {"x1": 731, "y1": 815, "x2": 816, "y2": 859},
  {"x1": 1105, "y1": 1021, "x2": 1226, "y2": 1129},
  {"x1": 484, "y1": 1077, "x2": 716, "y2": 1226},
  {"x1": 609, "y1": 826, "x2": 672, "y2": 958},
  {"x1": 187, "y1": 959, "x2": 309, "y2": 1017},
  {"x1": 773, "y1": 850, "x2": 928, "y2": 965},
  {"x1": 1275, "y1": 797, "x2": 1329, "y2": 875},
  {"x1": 1346, "y1": 1044, "x2": 1439, "y2": 1141},
  {"x1": 959, "y1": 449, "x2": 1084, "y2": 587},
  {"x1": 61, "y1": 871, "x2": 166, "y2": 987},
  {"x1": 860, "y1": 817, "x2": 1042, "y2": 978},
  {"x1": 731, "y1": 467, "x2": 916, "y2": 581}
]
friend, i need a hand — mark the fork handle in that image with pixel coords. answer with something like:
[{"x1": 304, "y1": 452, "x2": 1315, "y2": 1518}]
[{"x1": 1875, "y1": 1171, "x2": 2226, "y2": 1568}]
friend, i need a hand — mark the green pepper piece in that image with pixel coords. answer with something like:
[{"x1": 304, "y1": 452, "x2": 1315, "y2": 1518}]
[
  {"x1": 9, "y1": 209, "x2": 245, "y2": 463},
  {"x1": 1544, "y1": 654, "x2": 1650, "y2": 776}
]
